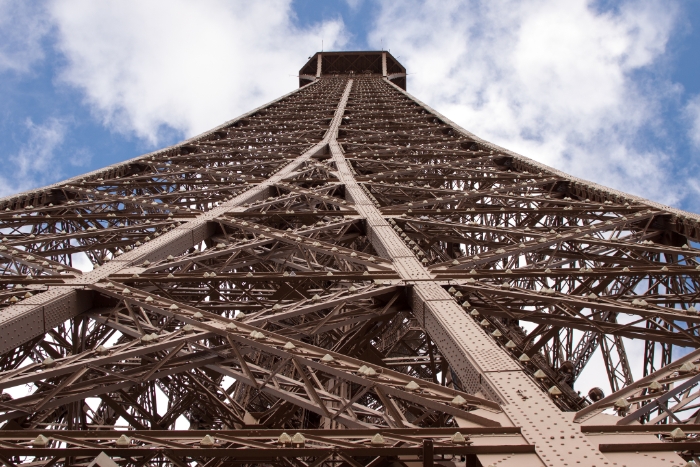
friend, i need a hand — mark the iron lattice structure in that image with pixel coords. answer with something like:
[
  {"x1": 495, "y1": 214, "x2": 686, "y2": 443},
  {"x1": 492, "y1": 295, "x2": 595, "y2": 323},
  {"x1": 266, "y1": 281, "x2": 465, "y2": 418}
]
[{"x1": 0, "y1": 51, "x2": 699, "y2": 466}]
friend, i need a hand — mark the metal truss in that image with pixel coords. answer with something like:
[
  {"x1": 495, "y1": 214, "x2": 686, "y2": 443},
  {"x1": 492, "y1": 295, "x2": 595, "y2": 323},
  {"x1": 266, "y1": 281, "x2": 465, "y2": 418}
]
[{"x1": 0, "y1": 51, "x2": 698, "y2": 466}]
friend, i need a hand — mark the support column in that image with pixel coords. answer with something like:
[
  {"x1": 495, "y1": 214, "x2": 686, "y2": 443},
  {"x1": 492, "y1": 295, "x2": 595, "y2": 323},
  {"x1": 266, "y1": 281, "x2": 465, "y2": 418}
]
[
  {"x1": 0, "y1": 77, "x2": 352, "y2": 356},
  {"x1": 326, "y1": 78, "x2": 616, "y2": 467}
]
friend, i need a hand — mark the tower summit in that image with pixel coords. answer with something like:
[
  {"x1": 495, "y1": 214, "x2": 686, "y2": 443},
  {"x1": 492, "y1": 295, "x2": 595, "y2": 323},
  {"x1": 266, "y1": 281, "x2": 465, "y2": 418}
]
[
  {"x1": 0, "y1": 52, "x2": 698, "y2": 466},
  {"x1": 299, "y1": 50, "x2": 406, "y2": 89}
]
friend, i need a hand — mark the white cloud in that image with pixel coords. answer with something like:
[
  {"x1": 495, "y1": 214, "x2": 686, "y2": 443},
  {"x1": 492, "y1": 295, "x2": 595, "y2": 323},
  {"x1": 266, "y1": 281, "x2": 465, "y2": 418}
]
[
  {"x1": 71, "y1": 252, "x2": 94, "y2": 273},
  {"x1": 345, "y1": 0, "x2": 364, "y2": 11},
  {"x1": 68, "y1": 147, "x2": 93, "y2": 168},
  {"x1": 49, "y1": 0, "x2": 347, "y2": 145},
  {"x1": 369, "y1": 0, "x2": 682, "y2": 205},
  {"x1": 685, "y1": 94, "x2": 700, "y2": 149},
  {"x1": 0, "y1": 118, "x2": 67, "y2": 197},
  {"x1": 0, "y1": 0, "x2": 51, "y2": 73}
]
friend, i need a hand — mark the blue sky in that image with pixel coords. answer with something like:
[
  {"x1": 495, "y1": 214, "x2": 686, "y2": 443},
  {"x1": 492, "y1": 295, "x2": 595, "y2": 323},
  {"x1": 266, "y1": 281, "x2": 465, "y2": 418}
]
[{"x1": 1, "y1": 0, "x2": 700, "y2": 215}]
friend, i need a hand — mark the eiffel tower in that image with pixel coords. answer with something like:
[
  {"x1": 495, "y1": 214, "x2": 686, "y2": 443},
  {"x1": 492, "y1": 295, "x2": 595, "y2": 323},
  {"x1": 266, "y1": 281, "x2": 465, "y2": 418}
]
[{"x1": 0, "y1": 51, "x2": 698, "y2": 467}]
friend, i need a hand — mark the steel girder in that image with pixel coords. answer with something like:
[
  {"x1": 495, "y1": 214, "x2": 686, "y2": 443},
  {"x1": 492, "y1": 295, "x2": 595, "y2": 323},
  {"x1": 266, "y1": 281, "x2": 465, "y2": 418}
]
[{"x1": 0, "y1": 53, "x2": 698, "y2": 466}]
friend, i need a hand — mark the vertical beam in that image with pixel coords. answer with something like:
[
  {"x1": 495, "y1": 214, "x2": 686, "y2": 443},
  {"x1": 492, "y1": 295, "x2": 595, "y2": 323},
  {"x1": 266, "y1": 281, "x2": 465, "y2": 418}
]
[
  {"x1": 422, "y1": 439, "x2": 434, "y2": 467},
  {"x1": 316, "y1": 53, "x2": 323, "y2": 78},
  {"x1": 327, "y1": 77, "x2": 615, "y2": 467},
  {"x1": 382, "y1": 52, "x2": 387, "y2": 77},
  {"x1": 0, "y1": 77, "x2": 353, "y2": 356},
  {"x1": 600, "y1": 334, "x2": 633, "y2": 392},
  {"x1": 571, "y1": 332, "x2": 601, "y2": 379}
]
